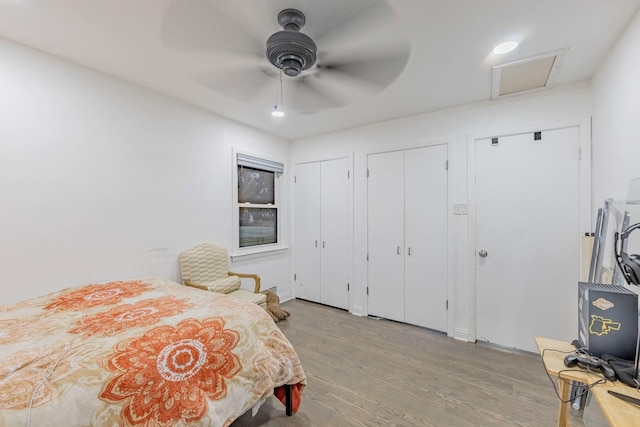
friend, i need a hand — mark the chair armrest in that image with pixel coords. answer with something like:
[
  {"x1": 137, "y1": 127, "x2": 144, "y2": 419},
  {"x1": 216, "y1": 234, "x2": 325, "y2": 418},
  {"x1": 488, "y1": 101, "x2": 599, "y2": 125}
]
[
  {"x1": 228, "y1": 271, "x2": 261, "y2": 293},
  {"x1": 184, "y1": 280, "x2": 209, "y2": 291}
]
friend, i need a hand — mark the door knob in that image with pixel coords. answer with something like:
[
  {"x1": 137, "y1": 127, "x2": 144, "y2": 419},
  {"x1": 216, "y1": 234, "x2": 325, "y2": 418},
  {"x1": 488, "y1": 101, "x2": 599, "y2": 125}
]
[{"x1": 478, "y1": 249, "x2": 488, "y2": 258}]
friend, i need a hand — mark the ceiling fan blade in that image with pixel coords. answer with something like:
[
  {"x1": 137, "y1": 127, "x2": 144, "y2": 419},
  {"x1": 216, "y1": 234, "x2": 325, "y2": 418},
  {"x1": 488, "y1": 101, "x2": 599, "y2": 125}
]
[
  {"x1": 286, "y1": 77, "x2": 345, "y2": 113},
  {"x1": 306, "y1": 0, "x2": 410, "y2": 95},
  {"x1": 318, "y1": 25, "x2": 410, "y2": 65},
  {"x1": 302, "y1": 73, "x2": 363, "y2": 106},
  {"x1": 287, "y1": 47, "x2": 411, "y2": 112},
  {"x1": 161, "y1": 0, "x2": 264, "y2": 55},
  {"x1": 321, "y1": 52, "x2": 410, "y2": 93},
  {"x1": 307, "y1": 0, "x2": 398, "y2": 55},
  {"x1": 194, "y1": 68, "x2": 273, "y2": 103},
  {"x1": 171, "y1": 50, "x2": 266, "y2": 73}
]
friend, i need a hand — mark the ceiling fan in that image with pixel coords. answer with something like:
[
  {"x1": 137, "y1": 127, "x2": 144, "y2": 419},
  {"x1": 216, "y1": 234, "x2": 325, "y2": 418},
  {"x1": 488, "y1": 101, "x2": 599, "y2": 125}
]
[{"x1": 160, "y1": 0, "x2": 410, "y2": 114}]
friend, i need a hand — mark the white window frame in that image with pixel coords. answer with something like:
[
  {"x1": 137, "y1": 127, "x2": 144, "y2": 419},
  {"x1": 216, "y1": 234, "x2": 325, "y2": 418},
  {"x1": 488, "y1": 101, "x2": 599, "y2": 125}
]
[{"x1": 231, "y1": 147, "x2": 288, "y2": 260}]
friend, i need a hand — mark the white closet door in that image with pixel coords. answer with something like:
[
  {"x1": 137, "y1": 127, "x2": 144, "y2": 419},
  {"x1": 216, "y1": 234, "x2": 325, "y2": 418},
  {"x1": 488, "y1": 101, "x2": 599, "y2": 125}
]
[
  {"x1": 367, "y1": 151, "x2": 405, "y2": 322},
  {"x1": 320, "y1": 158, "x2": 350, "y2": 309},
  {"x1": 294, "y1": 162, "x2": 321, "y2": 302},
  {"x1": 475, "y1": 127, "x2": 580, "y2": 352},
  {"x1": 404, "y1": 145, "x2": 448, "y2": 331}
]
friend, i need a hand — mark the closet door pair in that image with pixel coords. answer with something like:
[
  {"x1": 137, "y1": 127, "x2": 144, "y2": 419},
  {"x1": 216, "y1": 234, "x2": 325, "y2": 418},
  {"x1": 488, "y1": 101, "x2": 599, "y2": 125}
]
[
  {"x1": 367, "y1": 145, "x2": 448, "y2": 331},
  {"x1": 295, "y1": 158, "x2": 350, "y2": 310}
]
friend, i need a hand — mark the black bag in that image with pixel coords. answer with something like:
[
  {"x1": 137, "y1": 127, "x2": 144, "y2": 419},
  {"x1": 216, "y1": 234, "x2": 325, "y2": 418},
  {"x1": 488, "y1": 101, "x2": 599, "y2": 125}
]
[{"x1": 601, "y1": 353, "x2": 638, "y2": 388}]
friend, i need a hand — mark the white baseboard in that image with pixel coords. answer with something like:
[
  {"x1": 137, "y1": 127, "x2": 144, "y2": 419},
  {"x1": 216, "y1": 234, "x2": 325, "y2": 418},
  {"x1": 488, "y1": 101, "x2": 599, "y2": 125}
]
[
  {"x1": 351, "y1": 305, "x2": 364, "y2": 316},
  {"x1": 454, "y1": 327, "x2": 470, "y2": 342},
  {"x1": 279, "y1": 291, "x2": 292, "y2": 303}
]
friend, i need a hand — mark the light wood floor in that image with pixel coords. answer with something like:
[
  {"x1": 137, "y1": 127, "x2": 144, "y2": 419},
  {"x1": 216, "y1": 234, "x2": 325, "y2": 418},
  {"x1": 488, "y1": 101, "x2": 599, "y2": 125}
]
[{"x1": 233, "y1": 299, "x2": 583, "y2": 426}]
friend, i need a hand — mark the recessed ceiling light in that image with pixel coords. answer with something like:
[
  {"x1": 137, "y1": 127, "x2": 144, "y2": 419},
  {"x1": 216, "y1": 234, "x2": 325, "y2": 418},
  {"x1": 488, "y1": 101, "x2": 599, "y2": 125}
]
[{"x1": 493, "y1": 41, "x2": 518, "y2": 55}]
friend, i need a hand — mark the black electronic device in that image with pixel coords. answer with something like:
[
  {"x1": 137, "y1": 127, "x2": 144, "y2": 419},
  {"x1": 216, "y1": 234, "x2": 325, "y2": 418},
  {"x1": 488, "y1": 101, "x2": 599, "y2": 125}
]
[
  {"x1": 614, "y1": 222, "x2": 640, "y2": 286},
  {"x1": 578, "y1": 282, "x2": 638, "y2": 360},
  {"x1": 563, "y1": 351, "x2": 617, "y2": 381},
  {"x1": 612, "y1": 222, "x2": 640, "y2": 385}
]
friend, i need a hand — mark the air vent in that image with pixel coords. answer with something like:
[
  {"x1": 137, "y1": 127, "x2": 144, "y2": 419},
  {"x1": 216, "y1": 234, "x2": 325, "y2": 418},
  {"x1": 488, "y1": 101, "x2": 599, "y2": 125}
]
[{"x1": 492, "y1": 49, "x2": 567, "y2": 100}]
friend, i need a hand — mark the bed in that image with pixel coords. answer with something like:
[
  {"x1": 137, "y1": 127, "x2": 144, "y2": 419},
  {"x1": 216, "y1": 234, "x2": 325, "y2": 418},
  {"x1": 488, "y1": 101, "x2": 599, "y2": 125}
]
[{"x1": 0, "y1": 278, "x2": 306, "y2": 426}]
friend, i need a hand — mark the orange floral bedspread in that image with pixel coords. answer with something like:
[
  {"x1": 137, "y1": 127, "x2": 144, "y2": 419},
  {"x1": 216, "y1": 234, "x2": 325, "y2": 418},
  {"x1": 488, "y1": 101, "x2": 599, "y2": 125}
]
[{"x1": 0, "y1": 278, "x2": 306, "y2": 426}]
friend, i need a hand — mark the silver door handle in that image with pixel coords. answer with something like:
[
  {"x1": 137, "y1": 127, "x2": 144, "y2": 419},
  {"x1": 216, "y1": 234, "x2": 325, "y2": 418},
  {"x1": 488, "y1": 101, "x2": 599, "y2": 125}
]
[
  {"x1": 408, "y1": 247, "x2": 412, "y2": 256},
  {"x1": 322, "y1": 241, "x2": 325, "y2": 248},
  {"x1": 478, "y1": 249, "x2": 488, "y2": 258},
  {"x1": 397, "y1": 246, "x2": 401, "y2": 255},
  {"x1": 315, "y1": 240, "x2": 318, "y2": 247}
]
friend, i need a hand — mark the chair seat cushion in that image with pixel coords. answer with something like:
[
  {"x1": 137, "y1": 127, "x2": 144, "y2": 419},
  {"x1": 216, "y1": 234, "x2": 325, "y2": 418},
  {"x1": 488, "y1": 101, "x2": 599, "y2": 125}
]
[
  {"x1": 228, "y1": 289, "x2": 267, "y2": 308},
  {"x1": 201, "y1": 276, "x2": 241, "y2": 294}
]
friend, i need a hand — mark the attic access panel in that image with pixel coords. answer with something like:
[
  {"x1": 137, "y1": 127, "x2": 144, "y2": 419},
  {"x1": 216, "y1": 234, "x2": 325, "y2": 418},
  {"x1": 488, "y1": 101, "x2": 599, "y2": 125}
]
[{"x1": 492, "y1": 49, "x2": 567, "y2": 100}]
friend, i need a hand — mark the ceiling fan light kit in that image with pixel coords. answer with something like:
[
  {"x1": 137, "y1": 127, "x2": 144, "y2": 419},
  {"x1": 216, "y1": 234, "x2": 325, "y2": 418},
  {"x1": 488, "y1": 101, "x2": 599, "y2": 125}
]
[
  {"x1": 271, "y1": 106, "x2": 285, "y2": 117},
  {"x1": 266, "y1": 9, "x2": 317, "y2": 77}
]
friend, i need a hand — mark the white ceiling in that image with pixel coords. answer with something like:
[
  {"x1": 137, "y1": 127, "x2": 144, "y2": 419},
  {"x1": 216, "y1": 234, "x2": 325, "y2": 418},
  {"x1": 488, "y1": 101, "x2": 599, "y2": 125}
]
[{"x1": 1, "y1": 0, "x2": 638, "y2": 140}]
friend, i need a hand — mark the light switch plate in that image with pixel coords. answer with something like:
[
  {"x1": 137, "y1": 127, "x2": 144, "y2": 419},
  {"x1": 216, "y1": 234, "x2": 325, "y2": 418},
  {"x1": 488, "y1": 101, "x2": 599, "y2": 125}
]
[{"x1": 454, "y1": 203, "x2": 468, "y2": 215}]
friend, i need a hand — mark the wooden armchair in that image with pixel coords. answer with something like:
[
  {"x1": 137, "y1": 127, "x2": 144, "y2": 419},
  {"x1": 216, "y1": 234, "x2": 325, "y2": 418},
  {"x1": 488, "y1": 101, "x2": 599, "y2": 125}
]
[{"x1": 179, "y1": 243, "x2": 266, "y2": 308}]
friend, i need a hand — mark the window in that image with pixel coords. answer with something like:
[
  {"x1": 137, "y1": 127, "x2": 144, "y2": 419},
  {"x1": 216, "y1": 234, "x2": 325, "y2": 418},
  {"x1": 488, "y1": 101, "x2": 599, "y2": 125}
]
[
  {"x1": 238, "y1": 166, "x2": 277, "y2": 247},
  {"x1": 234, "y1": 151, "x2": 285, "y2": 254}
]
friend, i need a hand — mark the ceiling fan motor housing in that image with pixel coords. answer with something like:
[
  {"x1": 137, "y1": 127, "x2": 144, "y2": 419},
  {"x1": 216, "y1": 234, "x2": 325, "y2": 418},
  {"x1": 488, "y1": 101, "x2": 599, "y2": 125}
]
[{"x1": 266, "y1": 9, "x2": 317, "y2": 77}]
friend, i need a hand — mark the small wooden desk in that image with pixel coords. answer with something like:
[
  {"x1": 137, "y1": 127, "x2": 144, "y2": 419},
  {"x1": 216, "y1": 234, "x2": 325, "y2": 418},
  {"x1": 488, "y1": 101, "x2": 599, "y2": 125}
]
[{"x1": 536, "y1": 336, "x2": 640, "y2": 427}]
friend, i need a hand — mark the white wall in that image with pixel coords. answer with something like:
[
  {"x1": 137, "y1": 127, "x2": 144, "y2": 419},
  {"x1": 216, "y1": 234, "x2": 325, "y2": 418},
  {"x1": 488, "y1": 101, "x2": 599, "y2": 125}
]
[
  {"x1": 291, "y1": 82, "x2": 592, "y2": 340},
  {"x1": 8, "y1": 11, "x2": 631, "y2": 337},
  {"x1": 592, "y1": 8, "x2": 640, "y2": 271},
  {"x1": 0, "y1": 38, "x2": 291, "y2": 304}
]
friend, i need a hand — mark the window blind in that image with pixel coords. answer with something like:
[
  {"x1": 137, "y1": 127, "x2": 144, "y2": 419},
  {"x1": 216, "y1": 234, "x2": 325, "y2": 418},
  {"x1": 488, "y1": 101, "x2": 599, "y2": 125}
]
[{"x1": 237, "y1": 153, "x2": 284, "y2": 173}]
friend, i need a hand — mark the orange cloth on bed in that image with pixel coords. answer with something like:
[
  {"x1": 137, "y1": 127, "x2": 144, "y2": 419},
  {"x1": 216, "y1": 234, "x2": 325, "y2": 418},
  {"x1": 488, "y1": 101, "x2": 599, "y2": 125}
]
[{"x1": 274, "y1": 383, "x2": 304, "y2": 414}]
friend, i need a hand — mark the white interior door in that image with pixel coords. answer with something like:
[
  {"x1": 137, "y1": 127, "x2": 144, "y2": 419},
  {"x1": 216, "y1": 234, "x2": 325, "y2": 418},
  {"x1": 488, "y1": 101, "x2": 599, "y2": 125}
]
[
  {"x1": 475, "y1": 127, "x2": 580, "y2": 352},
  {"x1": 367, "y1": 151, "x2": 405, "y2": 322},
  {"x1": 320, "y1": 158, "x2": 350, "y2": 309},
  {"x1": 294, "y1": 162, "x2": 321, "y2": 302},
  {"x1": 404, "y1": 145, "x2": 448, "y2": 331}
]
